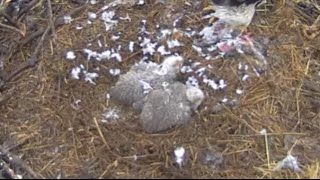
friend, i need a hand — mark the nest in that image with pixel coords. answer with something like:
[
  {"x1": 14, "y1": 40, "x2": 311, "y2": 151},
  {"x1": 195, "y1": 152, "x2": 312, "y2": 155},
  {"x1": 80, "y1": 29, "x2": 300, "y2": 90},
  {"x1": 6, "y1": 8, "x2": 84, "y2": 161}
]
[{"x1": 0, "y1": 0, "x2": 319, "y2": 178}]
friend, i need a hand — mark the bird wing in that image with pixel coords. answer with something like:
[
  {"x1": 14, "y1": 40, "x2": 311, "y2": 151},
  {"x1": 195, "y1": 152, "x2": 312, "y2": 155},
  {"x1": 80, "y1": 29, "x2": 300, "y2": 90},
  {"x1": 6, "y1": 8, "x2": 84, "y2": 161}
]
[{"x1": 211, "y1": 0, "x2": 262, "y2": 7}]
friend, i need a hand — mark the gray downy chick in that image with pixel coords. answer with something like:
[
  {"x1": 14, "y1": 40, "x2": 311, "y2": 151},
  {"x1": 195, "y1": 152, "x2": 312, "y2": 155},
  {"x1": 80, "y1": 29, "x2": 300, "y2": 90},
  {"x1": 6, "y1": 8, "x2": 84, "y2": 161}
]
[
  {"x1": 139, "y1": 82, "x2": 205, "y2": 133},
  {"x1": 109, "y1": 55, "x2": 184, "y2": 108}
]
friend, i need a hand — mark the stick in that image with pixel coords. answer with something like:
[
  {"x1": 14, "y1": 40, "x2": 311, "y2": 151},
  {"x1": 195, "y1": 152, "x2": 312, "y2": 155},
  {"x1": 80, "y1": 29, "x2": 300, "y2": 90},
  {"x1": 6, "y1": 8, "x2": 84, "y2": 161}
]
[
  {"x1": 0, "y1": 22, "x2": 25, "y2": 36},
  {"x1": 18, "y1": 0, "x2": 41, "y2": 18},
  {"x1": 93, "y1": 117, "x2": 108, "y2": 145},
  {"x1": 3, "y1": 24, "x2": 50, "y2": 83},
  {"x1": 264, "y1": 131, "x2": 271, "y2": 169},
  {"x1": 0, "y1": 145, "x2": 42, "y2": 179},
  {"x1": 47, "y1": 0, "x2": 56, "y2": 39}
]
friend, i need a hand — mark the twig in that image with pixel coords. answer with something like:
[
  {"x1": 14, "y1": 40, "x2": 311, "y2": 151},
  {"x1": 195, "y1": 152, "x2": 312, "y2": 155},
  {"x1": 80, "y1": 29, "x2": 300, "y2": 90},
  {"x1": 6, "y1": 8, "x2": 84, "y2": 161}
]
[
  {"x1": 0, "y1": 145, "x2": 42, "y2": 179},
  {"x1": 99, "y1": 160, "x2": 118, "y2": 179},
  {"x1": 285, "y1": 1, "x2": 316, "y2": 23},
  {"x1": 263, "y1": 130, "x2": 271, "y2": 170},
  {"x1": 38, "y1": 154, "x2": 60, "y2": 173},
  {"x1": 93, "y1": 117, "x2": 108, "y2": 145},
  {"x1": 0, "y1": 4, "x2": 88, "y2": 89},
  {"x1": 18, "y1": 0, "x2": 41, "y2": 19},
  {"x1": 47, "y1": 0, "x2": 56, "y2": 39},
  {"x1": 303, "y1": 79, "x2": 320, "y2": 93},
  {"x1": 19, "y1": 28, "x2": 45, "y2": 49},
  {"x1": 18, "y1": 4, "x2": 87, "y2": 50},
  {"x1": 0, "y1": 11, "x2": 18, "y2": 26},
  {"x1": 54, "y1": 4, "x2": 88, "y2": 28},
  {"x1": 3, "y1": 24, "x2": 51, "y2": 83},
  {"x1": 0, "y1": 22, "x2": 25, "y2": 36}
]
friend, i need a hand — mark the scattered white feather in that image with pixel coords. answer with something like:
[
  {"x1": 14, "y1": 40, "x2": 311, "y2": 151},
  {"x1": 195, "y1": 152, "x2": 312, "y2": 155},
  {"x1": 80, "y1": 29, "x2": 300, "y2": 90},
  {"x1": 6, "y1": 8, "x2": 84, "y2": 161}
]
[
  {"x1": 83, "y1": 71, "x2": 99, "y2": 85},
  {"x1": 109, "y1": 68, "x2": 121, "y2": 76},
  {"x1": 157, "y1": 45, "x2": 171, "y2": 55},
  {"x1": 111, "y1": 52, "x2": 122, "y2": 62},
  {"x1": 174, "y1": 147, "x2": 185, "y2": 167},
  {"x1": 203, "y1": 77, "x2": 218, "y2": 90},
  {"x1": 242, "y1": 74, "x2": 249, "y2": 81},
  {"x1": 90, "y1": 0, "x2": 97, "y2": 4},
  {"x1": 83, "y1": 49, "x2": 98, "y2": 60},
  {"x1": 199, "y1": 26, "x2": 215, "y2": 43},
  {"x1": 106, "y1": 93, "x2": 111, "y2": 100},
  {"x1": 140, "y1": 37, "x2": 157, "y2": 55},
  {"x1": 244, "y1": 65, "x2": 249, "y2": 71},
  {"x1": 111, "y1": 35, "x2": 120, "y2": 41},
  {"x1": 186, "y1": 76, "x2": 199, "y2": 88},
  {"x1": 139, "y1": 19, "x2": 149, "y2": 34},
  {"x1": 102, "y1": 109, "x2": 120, "y2": 123},
  {"x1": 221, "y1": 97, "x2": 228, "y2": 103},
  {"x1": 192, "y1": 45, "x2": 203, "y2": 55},
  {"x1": 137, "y1": 0, "x2": 145, "y2": 5},
  {"x1": 100, "y1": 50, "x2": 112, "y2": 60},
  {"x1": 236, "y1": 88, "x2": 243, "y2": 95},
  {"x1": 195, "y1": 67, "x2": 206, "y2": 77},
  {"x1": 128, "y1": 41, "x2": 135, "y2": 52},
  {"x1": 63, "y1": 4, "x2": 269, "y2": 101},
  {"x1": 101, "y1": 5, "x2": 110, "y2": 11},
  {"x1": 88, "y1": 12, "x2": 97, "y2": 20},
  {"x1": 63, "y1": 15, "x2": 73, "y2": 24},
  {"x1": 180, "y1": 66, "x2": 193, "y2": 73},
  {"x1": 66, "y1": 51, "x2": 76, "y2": 60},
  {"x1": 16, "y1": 174, "x2": 23, "y2": 179},
  {"x1": 70, "y1": 66, "x2": 81, "y2": 80},
  {"x1": 260, "y1": 129, "x2": 267, "y2": 135},
  {"x1": 75, "y1": 25, "x2": 83, "y2": 30},
  {"x1": 253, "y1": 68, "x2": 261, "y2": 77},
  {"x1": 191, "y1": 62, "x2": 201, "y2": 68},
  {"x1": 83, "y1": 49, "x2": 123, "y2": 62},
  {"x1": 167, "y1": 39, "x2": 182, "y2": 49},
  {"x1": 173, "y1": 17, "x2": 182, "y2": 27},
  {"x1": 273, "y1": 154, "x2": 301, "y2": 172},
  {"x1": 101, "y1": 11, "x2": 118, "y2": 31},
  {"x1": 95, "y1": 67, "x2": 100, "y2": 71},
  {"x1": 160, "y1": 29, "x2": 172, "y2": 39},
  {"x1": 218, "y1": 79, "x2": 227, "y2": 89}
]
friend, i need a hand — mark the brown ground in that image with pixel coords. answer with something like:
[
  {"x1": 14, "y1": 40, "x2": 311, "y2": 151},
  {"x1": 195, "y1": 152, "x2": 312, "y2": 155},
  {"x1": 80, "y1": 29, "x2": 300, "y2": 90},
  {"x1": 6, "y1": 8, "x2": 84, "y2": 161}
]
[{"x1": 0, "y1": 0, "x2": 320, "y2": 178}]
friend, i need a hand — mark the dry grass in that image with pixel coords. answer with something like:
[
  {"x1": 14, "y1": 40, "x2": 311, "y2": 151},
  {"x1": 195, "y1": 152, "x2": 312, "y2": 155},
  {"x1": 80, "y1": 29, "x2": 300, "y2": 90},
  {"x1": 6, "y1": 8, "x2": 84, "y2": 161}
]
[{"x1": 0, "y1": 0, "x2": 319, "y2": 178}]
